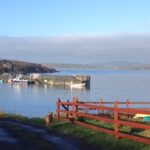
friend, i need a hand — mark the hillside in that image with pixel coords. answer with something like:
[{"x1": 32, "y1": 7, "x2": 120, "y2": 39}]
[
  {"x1": 45, "y1": 61, "x2": 150, "y2": 71},
  {"x1": 0, "y1": 59, "x2": 56, "y2": 74}
]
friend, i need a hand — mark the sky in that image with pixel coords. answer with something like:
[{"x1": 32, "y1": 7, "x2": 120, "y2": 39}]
[{"x1": 0, "y1": 0, "x2": 150, "y2": 64}]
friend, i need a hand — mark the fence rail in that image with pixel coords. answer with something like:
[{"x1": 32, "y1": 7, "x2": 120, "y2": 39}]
[{"x1": 56, "y1": 98, "x2": 150, "y2": 144}]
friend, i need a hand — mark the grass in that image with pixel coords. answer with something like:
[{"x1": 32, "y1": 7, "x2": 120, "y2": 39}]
[
  {"x1": 0, "y1": 112, "x2": 45, "y2": 126},
  {"x1": 52, "y1": 121, "x2": 150, "y2": 150},
  {"x1": 0, "y1": 112, "x2": 150, "y2": 150}
]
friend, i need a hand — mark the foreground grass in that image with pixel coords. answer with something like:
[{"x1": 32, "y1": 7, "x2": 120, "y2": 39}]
[
  {"x1": 0, "y1": 112, "x2": 150, "y2": 150},
  {"x1": 52, "y1": 121, "x2": 150, "y2": 150},
  {"x1": 0, "y1": 112, "x2": 44, "y2": 126}
]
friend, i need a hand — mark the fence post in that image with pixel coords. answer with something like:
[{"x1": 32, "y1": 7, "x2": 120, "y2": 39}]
[
  {"x1": 56, "y1": 98, "x2": 60, "y2": 122},
  {"x1": 126, "y1": 99, "x2": 130, "y2": 119},
  {"x1": 67, "y1": 99, "x2": 69, "y2": 119},
  {"x1": 76, "y1": 98, "x2": 78, "y2": 117},
  {"x1": 72, "y1": 97, "x2": 75, "y2": 117},
  {"x1": 99, "y1": 99, "x2": 104, "y2": 115},
  {"x1": 72, "y1": 97, "x2": 78, "y2": 118},
  {"x1": 75, "y1": 98, "x2": 78, "y2": 117},
  {"x1": 114, "y1": 101, "x2": 119, "y2": 139}
]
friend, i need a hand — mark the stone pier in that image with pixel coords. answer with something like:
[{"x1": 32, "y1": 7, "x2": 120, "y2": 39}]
[{"x1": 30, "y1": 74, "x2": 91, "y2": 88}]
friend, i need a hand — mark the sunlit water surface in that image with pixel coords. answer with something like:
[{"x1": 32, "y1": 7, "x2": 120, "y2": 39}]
[{"x1": 0, "y1": 69, "x2": 150, "y2": 117}]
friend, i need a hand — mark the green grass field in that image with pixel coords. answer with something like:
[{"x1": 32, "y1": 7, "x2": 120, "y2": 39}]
[{"x1": 0, "y1": 112, "x2": 150, "y2": 150}]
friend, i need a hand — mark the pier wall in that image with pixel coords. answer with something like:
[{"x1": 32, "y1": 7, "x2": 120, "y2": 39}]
[
  {"x1": 0, "y1": 73, "x2": 91, "y2": 88},
  {"x1": 32, "y1": 74, "x2": 90, "y2": 87}
]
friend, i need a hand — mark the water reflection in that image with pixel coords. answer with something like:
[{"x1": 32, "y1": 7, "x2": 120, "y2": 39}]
[
  {"x1": 0, "y1": 70, "x2": 150, "y2": 117},
  {"x1": 9, "y1": 84, "x2": 27, "y2": 97}
]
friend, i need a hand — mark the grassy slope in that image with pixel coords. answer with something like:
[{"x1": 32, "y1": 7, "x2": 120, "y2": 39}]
[
  {"x1": 0, "y1": 113, "x2": 150, "y2": 150},
  {"x1": 52, "y1": 121, "x2": 150, "y2": 150}
]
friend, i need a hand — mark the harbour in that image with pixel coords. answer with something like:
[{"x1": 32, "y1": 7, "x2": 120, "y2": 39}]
[
  {"x1": 0, "y1": 73, "x2": 91, "y2": 88},
  {"x1": 0, "y1": 69, "x2": 150, "y2": 117}
]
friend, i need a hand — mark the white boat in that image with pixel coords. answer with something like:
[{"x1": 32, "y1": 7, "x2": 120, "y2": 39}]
[
  {"x1": 8, "y1": 75, "x2": 34, "y2": 84},
  {"x1": 11, "y1": 77, "x2": 28, "y2": 84},
  {"x1": 70, "y1": 83, "x2": 85, "y2": 89}
]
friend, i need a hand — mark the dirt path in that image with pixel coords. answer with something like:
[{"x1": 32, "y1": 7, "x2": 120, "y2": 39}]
[
  {"x1": 0, "y1": 119, "x2": 98, "y2": 150},
  {"x1": 0, "y1": 127, "x2": 19, "y2": 150}
]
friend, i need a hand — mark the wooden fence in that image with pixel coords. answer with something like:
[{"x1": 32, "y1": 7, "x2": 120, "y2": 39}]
[{"x1": 56, "y1": 98, "x2": 150, "y2": 144}]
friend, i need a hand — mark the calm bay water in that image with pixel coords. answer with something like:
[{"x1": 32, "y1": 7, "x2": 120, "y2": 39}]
[{"x1": 0, "y1": 69, "x2": 150, "y2": 117}]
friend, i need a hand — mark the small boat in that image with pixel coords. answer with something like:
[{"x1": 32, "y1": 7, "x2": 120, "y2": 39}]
[
  {"x1": 133, "y1": 114, "x2": 150, "y2": 119},
  {"x1": 8, "y1": 75, "x2": 34, "y2": 84},
  {"x1": 11, "y1": 77, "x2": 28, "y2": 84},
  {"x1": 70, "y1": 83, "x2": 85, "y2": 89}
]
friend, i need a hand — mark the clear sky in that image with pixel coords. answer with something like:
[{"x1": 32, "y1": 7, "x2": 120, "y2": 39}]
[
  {"x1": 0, "y1": 0, "x2": 150, "y2": 64},
  {"x1": 0, "y1": 0, "x2": 150, "y2": 36}
]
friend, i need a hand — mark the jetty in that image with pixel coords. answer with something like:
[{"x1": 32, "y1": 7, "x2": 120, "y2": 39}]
[
  {"x1": 30, "y1": 74, "x2": 91, "y2": 88},
  {"x1": 0, "y1": 73, "x2": 91, "y2": 88}
]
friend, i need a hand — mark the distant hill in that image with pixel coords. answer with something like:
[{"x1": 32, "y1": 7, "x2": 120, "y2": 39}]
[
  {"x1": 0, "y1": 59, "x2": 56, "y2": 74},
  {"x1": 45, "y1": 61, "x2": 150, "y2": 71},
  {"x1": 90, "y1": 61, "x2": 150, "y2": 70}
]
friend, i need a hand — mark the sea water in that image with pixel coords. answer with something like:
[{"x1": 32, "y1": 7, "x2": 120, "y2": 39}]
[{"x1": 0, "y1": 69, "x2": 150, "y2": 117}]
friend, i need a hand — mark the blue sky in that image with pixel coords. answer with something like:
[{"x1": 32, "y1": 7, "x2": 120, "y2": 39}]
[
  {"x1": 0, "y1": 0, "x2": 150, "y2": 64},
  {"x1": 0, "y1": 0, "x2": 150, "y2": 36}
]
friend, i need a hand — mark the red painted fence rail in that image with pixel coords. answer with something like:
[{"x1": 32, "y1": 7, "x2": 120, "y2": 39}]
[{"x1": 56, "y1": 98, "x2": 150, "y2": 144}]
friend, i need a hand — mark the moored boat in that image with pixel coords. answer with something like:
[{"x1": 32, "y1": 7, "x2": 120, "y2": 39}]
[
  {"x1": 8, "y1": 75, "x2": 34, "y2": 84},
  {"x1": 70, "y1": 83, "x2": 85, "y2": 89}
]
